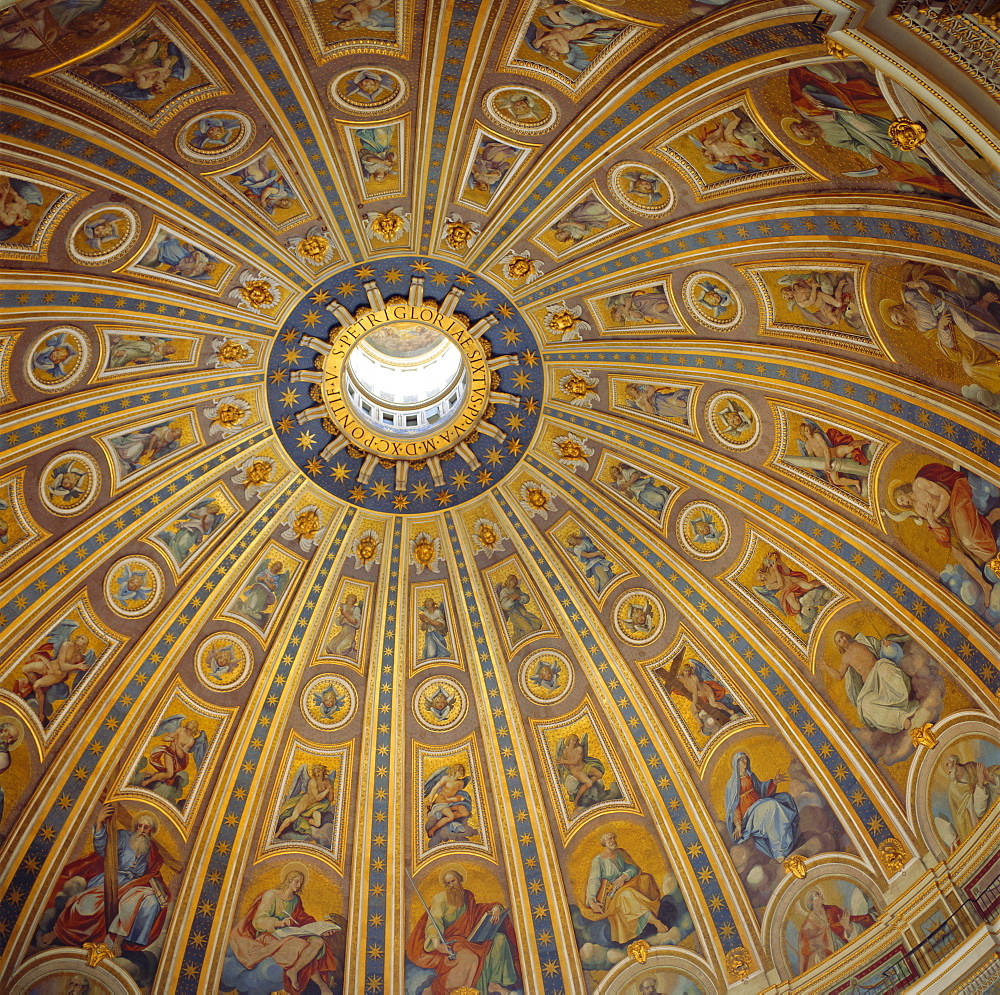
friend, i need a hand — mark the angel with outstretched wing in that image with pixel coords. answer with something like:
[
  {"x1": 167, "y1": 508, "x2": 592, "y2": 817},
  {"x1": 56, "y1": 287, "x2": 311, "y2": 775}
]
[
  {"x1": 313, "y1": 684, "x2": 345, "y2": 720},
  {"x1": 140, "y1": 714, "x2": 209, "y2": 791},
  {"x1": 275, "y1": 763, "x2": 336, "y2": 840},
  {"x1": 16, "y1": 619, "x2": 95, "y2": 723},
  {"x1": 423, "y1": 763, "x2": 475, "y2": 841},
  {"x1": 655, "y1": 651, "x2": 742, "y2": 733},
  {"x1": 555, "y1": 733, "x2": 604, "y2": 804},
  {"x1": 529, "y1": 658, "x2": 561, "y2": 691}
]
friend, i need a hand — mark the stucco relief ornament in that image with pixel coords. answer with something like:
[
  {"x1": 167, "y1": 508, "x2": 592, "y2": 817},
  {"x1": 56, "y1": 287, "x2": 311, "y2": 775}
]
[
  {"x1": 726, "y1": 946, "x2": 753, "y2": 981},
  {"x1": 558, "y1": 369, "x2": 599, "y2": 408},
  {"x1": 518, "y1": 480, "x2": 557, "y2": 520},
  {"x1": 442, "y1": 213, "x2": 480, "y2": 252},
  {"x1": 352, "y1": 529, "x2": 382, "y2": 571},
  {"x1": 824, "y1": 36, "x2": 849, "y2": 58},
  {"x1": 878, "y1": 836, "x2": 909, "y2": 874},
  {"x1": 888, "y1": 117, "x2": 927, "y2": 150},
  {"x1": 230, "y1": 270, "x2": 281, "y2": 312},
  {"x1": 362, "y1": 208, "x2": 411, "y2": 243},
  {"x1": 410, "y1": 531, "x2": 441, "y2": 573},
  {"x1": 209, "y1": 336, "x2": 254, "y2": 369},
  {"x1": 544, "y1": 301, "x2": 590, "y2": 341},
  {"x1": 471, "y1": 517, "x2": 506, "y2": 557},
  {"x1": 499, "y1": 247, "x2": 544, "y2": 284},
  {"x1": 910, "y1": 722, "x2": 939, "y2": 749},
  {"x1": 287, "y1": 225, "x2": 334, "y2": 267},
  {"x1": 282, "y1": 504, "x2": 326, "y2": 552},
  {"x1": 552, "y1": 433, "x2": 593, "y2": 472},
  {"x1": 626, "y1": 938, "x2": 650, "y2": 963},
  {"x1": 783, "y1": 854, "x2": 807, "y2": 878},
  {"x1": 233, "y1": 454, "x2": 277, "y2": 500},
  {"x1": 84, "y1": 941, "x2": 114, "y2": 967},
  {"x1": 204, "y1": 395, "x2": 251, "y2": 438}
]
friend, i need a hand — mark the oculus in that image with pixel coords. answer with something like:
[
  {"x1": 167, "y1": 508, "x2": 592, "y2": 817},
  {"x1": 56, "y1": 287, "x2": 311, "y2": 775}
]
[
  {"x1": 274, "y1": 258, "x2": 542, "y2": 510},
  {"x1": 324, "y1": 305, "x2": 487, "y2": 458}
]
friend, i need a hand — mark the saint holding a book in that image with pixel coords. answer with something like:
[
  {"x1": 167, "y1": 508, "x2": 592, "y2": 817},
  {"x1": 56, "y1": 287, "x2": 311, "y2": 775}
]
[{"x1": 406, "y1": 865, "x2": 521, "y2": 995}]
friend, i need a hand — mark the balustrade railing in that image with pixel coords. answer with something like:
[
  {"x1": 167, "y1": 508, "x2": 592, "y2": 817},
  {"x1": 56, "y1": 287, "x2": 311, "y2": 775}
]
[{"x1": 826, "y1": 861, "x2": 1000, "y2": 995}]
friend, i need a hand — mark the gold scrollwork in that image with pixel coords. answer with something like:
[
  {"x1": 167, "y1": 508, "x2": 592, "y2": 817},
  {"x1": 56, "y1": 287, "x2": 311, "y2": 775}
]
[
  {"x1": 784, "y1": 854, "x2": 808, "y2": 878},
  {"x1": 878, "y1": 836, "x2": 910, "y2": 874},
  {"x1": 627, "y1": 938, "x2": 650, "y2": 963},
  {"x1": 726, "y1": 945, "x2": 753, "y2": 981},
  {"x1": 83, "y1": 941, "x2": 114, "y2": 967},
  {"x1": 888, "y1": 117, "x2": 927, "y2": 150}
]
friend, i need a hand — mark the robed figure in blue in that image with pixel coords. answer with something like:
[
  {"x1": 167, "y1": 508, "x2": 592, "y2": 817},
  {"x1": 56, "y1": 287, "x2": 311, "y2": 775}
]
[{"x1": 724, "y1": 752, "x2": 799, "y2": 861}]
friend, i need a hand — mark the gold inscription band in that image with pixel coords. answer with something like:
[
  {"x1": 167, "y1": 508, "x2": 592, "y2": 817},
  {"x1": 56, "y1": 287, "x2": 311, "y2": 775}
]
[{"x1": 322, "y1": 305, "x2": 492, "y2": 460}]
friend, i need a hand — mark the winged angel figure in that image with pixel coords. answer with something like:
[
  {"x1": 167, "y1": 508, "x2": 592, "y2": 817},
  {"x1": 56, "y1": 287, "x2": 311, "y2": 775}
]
[
  {"x1": 655, "y1": 652, "x2": 745, "y2": 738},
  {"x1": 13, "y1": 619, "x2": 95, "y2": 726},
  {"x1": 423, "y1": 763, "x2": 477, "y2": 846},
  {"x1": 135, "y1": 714, "x2": 210, "y2": 809},
  {"x1": 555, "y1": 732, "x2": 621, "y2": 810},
  {"x1": 275, "y1": 763, "x2": 338, "y2": 845}
]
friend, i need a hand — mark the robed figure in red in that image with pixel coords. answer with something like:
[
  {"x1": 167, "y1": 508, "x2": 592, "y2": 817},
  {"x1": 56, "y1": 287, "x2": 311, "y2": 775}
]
[
  {"x1": 225, "y1": 865, "x2": 342, "y2": 995},
  {"x1": 41, "y1": 803, "x2": 170, "y2": 957},
  {"x1": 406, "y1": 868, "x2": 520, "y2": 995}
]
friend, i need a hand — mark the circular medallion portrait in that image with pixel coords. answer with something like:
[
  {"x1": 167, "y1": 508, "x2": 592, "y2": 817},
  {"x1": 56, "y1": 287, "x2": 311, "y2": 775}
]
[
  {"x1": 330, "y1": 67, "x2": 406, "y2": 113},
  {"x1": 613, "y1": 590, "x2": 665, "y2": 645},
  {"x1": 412, "y1": 676, "x2": 467, "y2": 731},
  {"x1": 676, "y1": 501, "x2": 731, "y2": 559},
  {"x1": 176, "y1": 110, "x2": 255, "y2": 162},
  {"x1": 103, "y1": 555, "x2": 163, "y2": 617},
  {"x1": 927, "y1": 733, "x2": 1000, "y2": 852},
  {"x1": 682, "y1": 270, "x2": 743, "y2": 329},
  {"x1": 519, "y1": 650, "x2": 573, "y2": 705},
  {"x1": 301, "y1": 674, "x2": 358, "y2": 731},
  {"x1": 39, "y1": 450, "x2": 101, "y2": 516},
  {"x1": 705, "y1": 391, "x2": 760, "y2": 450},
  {"x1": 626, "y1": 969, "x2": 710, "y2": 995},
  {"x1": 25, "y1": 326, "x2": 88, "y2": 392},
  {"x1": 483, "y1": 86, "x2": 558, "y2": 134},
  {"x1": 67, "y1": 204, "x2": 140, "y2": 266},
  {"x1": 196, "y1": 632, "x2": 254, "y2": 690},
  {"x1": 0, "y1": 714, "x2": 24, "y2": 755},
  {"x1": 608, "y1": 162, "x2": 674, "y2": 216},
  {"x1": 8, "y1": 965, "x2": 116, "y2": 995}
]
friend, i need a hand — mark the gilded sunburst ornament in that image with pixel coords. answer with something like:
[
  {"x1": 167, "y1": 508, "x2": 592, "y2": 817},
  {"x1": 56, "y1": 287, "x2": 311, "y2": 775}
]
[
  {"x1": 559, "y1": 370, "x2": 599, "y2": 408},
  {"x1": 471, "y1": 518, "x2": 506, "y2": 557},
  {"x1": 553, "y1": 433, "x2": 593, "y2": 471},
  {"x1": 518, "y1": 481, "x2": 556, "y2": 519},
  {"x1": 232, "y1": 454, "x2": 278, "y2": 499},
  {"x1": 230, "y1": 271, "x2": 281, "y2": 312}
]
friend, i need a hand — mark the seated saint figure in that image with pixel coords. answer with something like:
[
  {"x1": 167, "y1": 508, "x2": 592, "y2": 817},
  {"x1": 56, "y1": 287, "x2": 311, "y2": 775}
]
[{"x1": 724, "y1": 752, "x2": 799, "y2": 861}]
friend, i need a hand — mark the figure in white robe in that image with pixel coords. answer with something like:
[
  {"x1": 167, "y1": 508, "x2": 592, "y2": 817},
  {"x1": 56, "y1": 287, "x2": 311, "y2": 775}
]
[{"x1": 826, "y1": 630, "x2": 919, "y2": 735}]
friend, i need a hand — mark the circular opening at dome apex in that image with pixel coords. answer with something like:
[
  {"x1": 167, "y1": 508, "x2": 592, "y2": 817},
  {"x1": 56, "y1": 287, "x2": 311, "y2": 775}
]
[{"x1": 343, "y1": 320, "x2": 468, "y2": 436}]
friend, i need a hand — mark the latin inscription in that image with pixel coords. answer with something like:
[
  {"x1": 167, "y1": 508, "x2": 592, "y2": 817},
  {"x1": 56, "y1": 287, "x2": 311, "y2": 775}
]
[{"x1": 323, "y1": 306, "x2": 492, "y2": 459}]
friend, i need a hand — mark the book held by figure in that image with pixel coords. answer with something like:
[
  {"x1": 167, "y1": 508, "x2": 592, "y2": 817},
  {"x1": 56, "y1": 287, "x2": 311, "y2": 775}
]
[
  {"x1": 272, "y1": 919, "x2": 342, "y2": 939},
  {"x1": 467, "y1": 907, "x2": 508, "y2": 944}
]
